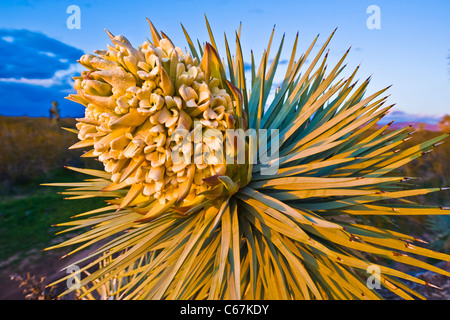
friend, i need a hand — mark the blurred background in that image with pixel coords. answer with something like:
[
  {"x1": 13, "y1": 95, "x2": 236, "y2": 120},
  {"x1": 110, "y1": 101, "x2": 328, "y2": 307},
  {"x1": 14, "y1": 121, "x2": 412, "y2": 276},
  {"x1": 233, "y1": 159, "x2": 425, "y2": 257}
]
[{"x1": 0, "y1": 0, "x2": 448, "y2": 299}]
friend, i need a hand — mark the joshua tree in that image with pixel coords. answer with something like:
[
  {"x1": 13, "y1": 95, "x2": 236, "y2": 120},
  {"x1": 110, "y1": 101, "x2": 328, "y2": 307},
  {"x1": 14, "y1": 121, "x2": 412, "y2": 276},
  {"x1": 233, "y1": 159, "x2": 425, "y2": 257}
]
[{"x1": 44, "y1": 18, "x2": 450, "y2": 300}]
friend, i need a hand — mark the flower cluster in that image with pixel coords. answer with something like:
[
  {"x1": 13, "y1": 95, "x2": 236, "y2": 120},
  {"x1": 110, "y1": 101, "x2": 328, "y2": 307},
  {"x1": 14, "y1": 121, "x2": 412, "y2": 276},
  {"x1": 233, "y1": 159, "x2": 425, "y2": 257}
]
[{"x1": 69, "y1": 32, "x2": 235, "y2": 206}]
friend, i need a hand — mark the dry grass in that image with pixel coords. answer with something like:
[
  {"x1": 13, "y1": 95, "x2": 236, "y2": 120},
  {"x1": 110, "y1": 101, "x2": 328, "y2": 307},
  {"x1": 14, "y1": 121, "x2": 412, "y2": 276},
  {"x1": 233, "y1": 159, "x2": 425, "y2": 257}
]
[{"x1": 0, "y1": 116, "x2": 99, "y2": 192}]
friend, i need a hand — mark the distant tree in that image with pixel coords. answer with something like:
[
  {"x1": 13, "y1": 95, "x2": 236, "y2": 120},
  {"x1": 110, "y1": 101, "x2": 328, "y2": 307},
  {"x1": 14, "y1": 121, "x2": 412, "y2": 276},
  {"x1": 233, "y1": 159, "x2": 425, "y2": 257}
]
[
  {"x1": 416, "y1": 122, "x2": 427, "y2": 132},
  {"x1": 438, "y1": 114, "x2": 450, "y2": 133},
  {"x1": 49, "y1": 101, "x2": 60, "y2": 123}
]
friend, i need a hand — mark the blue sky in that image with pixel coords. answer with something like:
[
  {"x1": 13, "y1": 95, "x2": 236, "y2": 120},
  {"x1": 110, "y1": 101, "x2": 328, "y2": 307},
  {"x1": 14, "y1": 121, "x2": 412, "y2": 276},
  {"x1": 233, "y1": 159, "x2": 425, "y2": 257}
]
[{"x1": 0, "y1": 0, "x2": 448, "y2": 122}]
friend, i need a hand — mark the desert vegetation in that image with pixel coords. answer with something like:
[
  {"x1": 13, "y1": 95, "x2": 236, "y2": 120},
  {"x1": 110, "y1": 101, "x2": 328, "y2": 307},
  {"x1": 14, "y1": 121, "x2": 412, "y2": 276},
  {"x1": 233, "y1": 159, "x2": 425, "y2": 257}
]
[
  {"x1": 0, "y1": 116, "x2": 105, "y2": 299},
  {"x1": 0, "y1": 114, "x2": 449, "y2": 299}
]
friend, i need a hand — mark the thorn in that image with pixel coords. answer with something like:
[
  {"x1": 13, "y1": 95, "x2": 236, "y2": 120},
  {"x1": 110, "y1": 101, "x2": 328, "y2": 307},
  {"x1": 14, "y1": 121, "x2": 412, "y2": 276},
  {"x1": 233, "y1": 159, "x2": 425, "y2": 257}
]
[
  {"x1": 387, "y1": 120, "x2": 395, "y2": 126},
  {"x1": 59, "y1": 254, "x2": 68, "y2": 260},
  {"x1": 425, "y1": 282, "x2": 442, "y2": 290},
  {"x1": 440, "y1": 206, "x2": 450, "y2": 210},
  {"x1": 440, "y1": 187, "x2": 450, "y2": 191},
  {"x1": 404, "y1": 242, "x2": 413, "y2": 249},
  {"x1": 414, "y1": 237, "x2": 428, "y2": 244},
  {"x1": 402, "y1": 136, "x2": 412, "y2": 142},
  {"x1": 392, "y1": 251, "x2": 408, "y2": 257}
]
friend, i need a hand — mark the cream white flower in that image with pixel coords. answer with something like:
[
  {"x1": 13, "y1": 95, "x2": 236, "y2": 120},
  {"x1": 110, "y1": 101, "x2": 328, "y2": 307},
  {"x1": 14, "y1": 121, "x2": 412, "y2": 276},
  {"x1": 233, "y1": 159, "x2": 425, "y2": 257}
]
[{"x1": 69, "y1": 28, "x2": 236, "y2": 207}]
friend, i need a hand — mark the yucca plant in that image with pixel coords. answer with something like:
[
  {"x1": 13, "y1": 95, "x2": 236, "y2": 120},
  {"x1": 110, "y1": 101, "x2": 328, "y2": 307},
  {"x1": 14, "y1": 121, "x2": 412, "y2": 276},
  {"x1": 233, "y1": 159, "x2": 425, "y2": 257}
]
[{"x1": 44, "y1": 17, "x2": 450, "y2": 300}]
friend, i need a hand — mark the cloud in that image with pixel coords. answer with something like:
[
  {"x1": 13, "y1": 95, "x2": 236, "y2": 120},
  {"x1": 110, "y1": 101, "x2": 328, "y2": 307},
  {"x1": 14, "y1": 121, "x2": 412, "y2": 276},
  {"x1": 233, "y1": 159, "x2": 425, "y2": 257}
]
[
  {"x1": 244, "y1": 62, "x2": 252, "y2": 72},
  {"x1": 268, "y1": 59, "x2": 288, "y2": 65},
  {"x1": 378, "y1": 110, "x2": 444, "y2": 124},
  {"x1": 0, "y1": 29, "x2": 83, "y2": 79},
  {"x1": 2, "y1": 36, "x2": 14, "y2": 43},
  {"x1": 0, "y1": 63, "x2": 83, "y2": 88},
  {"x1": 0, "y1": 29, "x2": 85, "y2": 117},
  {"x1": 243, "y1": 59, "x2": 289, "y2": 72}
]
